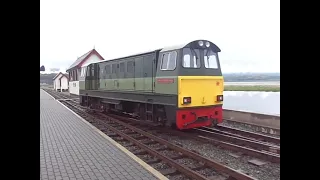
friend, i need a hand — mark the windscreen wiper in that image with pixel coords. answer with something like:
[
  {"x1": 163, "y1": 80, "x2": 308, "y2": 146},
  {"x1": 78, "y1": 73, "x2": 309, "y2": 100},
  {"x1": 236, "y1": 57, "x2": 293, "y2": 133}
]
[
  {"x1": 204, "y1": 49, "x2": 210, "y2": 59},
  {"x1": 191, "y1": 49, "x2": 198, "y2": 60}
]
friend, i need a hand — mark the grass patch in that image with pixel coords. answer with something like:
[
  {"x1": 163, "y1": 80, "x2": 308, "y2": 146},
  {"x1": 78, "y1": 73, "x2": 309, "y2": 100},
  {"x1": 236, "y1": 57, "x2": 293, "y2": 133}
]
[{"x1": 224, "y1": 85, "x2": 280, "y2": 92}]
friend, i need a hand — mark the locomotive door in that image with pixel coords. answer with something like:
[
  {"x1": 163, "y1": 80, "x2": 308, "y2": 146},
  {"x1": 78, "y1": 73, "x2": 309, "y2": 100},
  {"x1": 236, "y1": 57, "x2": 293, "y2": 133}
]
[
  {"x1": 118, "y1": 62, "x2": 125, "y2": 90},
  {"x1": 86, "y1": 64, "x2": 99, "y2": 90},
  {"x1": 134, "y1": 57, "x2": 143, "y2": 91},
  {"x1": 152, "y1": 52, "x2": 157, "y2": 92},
  {"x1": 93, "y1": 64, "x2": 99, "y2": 90},
  {"x1": 85, "y1": 65, "x2": 91, "y2": 90},
  {"x1": 111, "y1": 64, "x2": 117, "y2": 90},
  {"x1": 126, "y1": 60, "x2": 135, "y2": 90},
  {"x1": 143, "y1": 54, "x2": 153, "y2": 92}
]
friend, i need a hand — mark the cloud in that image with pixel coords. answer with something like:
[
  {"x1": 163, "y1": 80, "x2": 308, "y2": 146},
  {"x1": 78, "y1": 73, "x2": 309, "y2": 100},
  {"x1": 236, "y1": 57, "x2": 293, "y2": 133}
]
[
  {"x1": 40, "y1": 0, "x2": 279, "y2": 73},
  {"x1": 49, "y1": 68, "x2": 60, "y2": 72}
]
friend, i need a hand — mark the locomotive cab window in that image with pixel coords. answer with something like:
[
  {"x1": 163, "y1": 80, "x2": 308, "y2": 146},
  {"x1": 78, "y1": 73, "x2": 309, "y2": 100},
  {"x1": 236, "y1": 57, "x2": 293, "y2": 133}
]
[
  {"x1": 204, "y1": 49, "x2": 218, "y2": 69},
  {"x1": 86, "y1": 66, "x2": 91, "y2": 77},
  {"x1": 97, "y1": 65, "x2": 100, "y2": 77},
  {"x1": 160, "y1": 51, "x2": 177, "y2": 70},
  {"x1": 183, "y1": 48, "x2": 200, "y2": 68},
  {"x1": 99, "y1": 66, "x2": 104, "y2": 77},
  {"x1": 80, "y1": 67, "x2": 87, "y2": 77},
  {"x1": 91, "y1": 65, "x2": 95, "y2": 76}
]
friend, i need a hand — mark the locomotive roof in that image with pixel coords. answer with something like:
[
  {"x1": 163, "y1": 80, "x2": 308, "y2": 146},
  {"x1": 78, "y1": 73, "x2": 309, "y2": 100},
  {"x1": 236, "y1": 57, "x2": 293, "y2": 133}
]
[
  {"x1": 160, "y1": 40, "x2": 221, "y2": 52},
  {"x1": 91, "y1": 40, "x2": 220, "y2": 65},
  {"x1": 159, "y1": 44, "x2": 186, "y2": 52},
  {"x1": 96, "y1": 49, "x2": 161, "y2": 64}
]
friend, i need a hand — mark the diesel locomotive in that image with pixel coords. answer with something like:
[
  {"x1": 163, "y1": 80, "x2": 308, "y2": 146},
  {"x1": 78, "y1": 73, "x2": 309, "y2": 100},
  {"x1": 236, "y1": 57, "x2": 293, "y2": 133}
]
[{"x1": 79, "y1": 40, "x2": 224, "y2": 130}]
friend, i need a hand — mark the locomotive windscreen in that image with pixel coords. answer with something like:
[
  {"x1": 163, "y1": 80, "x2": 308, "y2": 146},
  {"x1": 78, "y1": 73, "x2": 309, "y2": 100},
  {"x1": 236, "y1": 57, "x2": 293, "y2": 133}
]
[{"x1": 180, "y1": 47, "x2": 222, "y2": 76}]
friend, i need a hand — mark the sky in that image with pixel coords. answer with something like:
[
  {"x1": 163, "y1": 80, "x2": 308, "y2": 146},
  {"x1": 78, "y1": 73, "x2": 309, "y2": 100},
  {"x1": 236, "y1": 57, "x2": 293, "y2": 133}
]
[{"x1": 40, "y1": 0, "x2": 280, "y2": 74}]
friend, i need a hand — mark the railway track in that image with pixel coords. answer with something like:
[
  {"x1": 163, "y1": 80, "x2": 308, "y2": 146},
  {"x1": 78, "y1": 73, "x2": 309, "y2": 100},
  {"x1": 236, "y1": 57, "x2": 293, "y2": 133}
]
[
  {"x1": 191, "y1": 127, "x2": 280, "y2": 163},
  {"x1": 60, "y1": 99, "x2": 255, "y2": 180},
  {"x1": 213, "y1": 125, "x2": 280, "y2": 145},
  {"x1": 43, "y1": 89, "x2": 280, "y2": 168},
  {"x1": 42, "y1": 89, "x2": 256, "y2": 179},
  {"x1": 106, "y1": 112, "x2": 280, "y2": 164},
  {"x1": 43, "y1": 89, "x2": 280, "y2": 163},
  {"x1": 42, "y1": 88, "x2": 79, "y2": 102},
  {"x1": 197, "y1": 127, "x2": 280, "y2": 151},
  {"x1": 201, "y1": 127, "x2": 280, "y2": 155},
  {"x1": 221, "y1": 119, "x2": 280, "y2": 137}
]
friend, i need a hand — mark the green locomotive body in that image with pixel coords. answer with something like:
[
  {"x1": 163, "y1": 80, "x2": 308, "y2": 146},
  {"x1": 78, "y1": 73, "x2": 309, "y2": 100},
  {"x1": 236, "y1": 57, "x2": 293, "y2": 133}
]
[{"x1": 79, "y1": 40, "x2": 224, "y2": 130}]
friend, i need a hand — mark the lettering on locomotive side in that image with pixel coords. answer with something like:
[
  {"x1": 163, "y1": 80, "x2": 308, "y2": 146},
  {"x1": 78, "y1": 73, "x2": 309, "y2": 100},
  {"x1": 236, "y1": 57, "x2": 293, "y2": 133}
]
[{"x1": 156, "y1": 78, "x2": 174, "y2": 84}]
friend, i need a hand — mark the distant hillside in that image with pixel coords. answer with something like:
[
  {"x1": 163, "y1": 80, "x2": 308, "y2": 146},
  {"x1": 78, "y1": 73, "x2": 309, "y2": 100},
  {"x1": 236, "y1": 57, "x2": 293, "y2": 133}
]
[
  {"x1": 223, "y1": 72, "x2": 280, "y2": 82},
  {"x1": 40, "y1": 72, "x2": 280, "y2": 85},
  {"x1": 40, "y1": 73, "x2": 57, "y2": 85}
]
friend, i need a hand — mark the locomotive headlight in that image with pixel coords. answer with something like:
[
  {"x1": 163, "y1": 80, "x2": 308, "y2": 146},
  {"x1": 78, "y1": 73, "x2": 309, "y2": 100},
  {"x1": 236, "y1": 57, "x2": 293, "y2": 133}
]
[
  {"x1": 198, "y1": 41, "x2": 204, "y2": 46},
  {"x1": 217, "y1": 95, "x2": 223, "y2": 102},
  {"x1": 183, "y1": 97, "x2": 192, "y2": 104},
  {"x1": 205, "y1": 42, "x2": 210, "y2": 47}
]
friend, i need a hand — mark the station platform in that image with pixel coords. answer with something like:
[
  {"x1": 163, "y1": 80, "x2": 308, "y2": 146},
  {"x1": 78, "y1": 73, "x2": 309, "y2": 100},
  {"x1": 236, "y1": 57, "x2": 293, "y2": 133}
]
[{"x1": 40, "y1": 89, "x2": 167, "y2": 180}]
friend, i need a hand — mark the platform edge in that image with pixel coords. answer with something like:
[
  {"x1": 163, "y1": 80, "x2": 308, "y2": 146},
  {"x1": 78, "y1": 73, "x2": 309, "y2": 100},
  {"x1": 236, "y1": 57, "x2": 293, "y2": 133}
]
[
  {"x1": 54, "y1": 98, "x2": 168, "y2": 180},
  {"x1": 41, "y1": 89, "x2": 55, "y2": 100}
]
